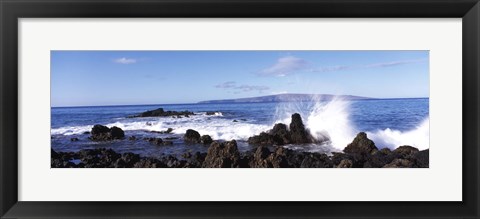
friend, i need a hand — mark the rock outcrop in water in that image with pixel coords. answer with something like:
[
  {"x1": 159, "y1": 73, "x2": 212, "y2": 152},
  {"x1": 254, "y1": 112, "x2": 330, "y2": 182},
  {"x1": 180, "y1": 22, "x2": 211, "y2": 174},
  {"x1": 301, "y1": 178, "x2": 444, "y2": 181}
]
[
  {"x1": 129, "y1": 108, "x2": 194, "y2": 118},
  {"x1": 53, "y1": 113, "x2": 428, "y2": 168},
  {"x1": 248, "y1": 113, "x2": 315, "y2": 146},
  {"x1": 89, "y1": 125, "x2": 125, "y2": 141},
  {"x1": 184, "y1": 129, "x2": 201, "y2": 143},
  {"x1": 343, "y1": 132, "x2": 378, "y2": 155}
]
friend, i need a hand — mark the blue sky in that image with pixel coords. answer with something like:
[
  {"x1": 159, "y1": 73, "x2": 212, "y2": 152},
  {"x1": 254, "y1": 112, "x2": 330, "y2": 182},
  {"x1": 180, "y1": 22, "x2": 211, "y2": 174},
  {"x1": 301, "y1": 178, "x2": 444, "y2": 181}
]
[{"x1": 51, "y1": 51, "x2": 429, "y2": 107}]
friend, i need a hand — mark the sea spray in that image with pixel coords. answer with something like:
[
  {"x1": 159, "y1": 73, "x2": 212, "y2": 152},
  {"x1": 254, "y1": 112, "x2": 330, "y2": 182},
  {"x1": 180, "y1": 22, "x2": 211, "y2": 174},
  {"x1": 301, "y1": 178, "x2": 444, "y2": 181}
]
[
  {"x1": 305, "y1": 98, "x2": 356, "y2": 150},
  {"x1": 367, "y1": 117, "x2": 429, "y2": 150},
  {"x1": 51, "y1": 99, "x2": 430, "y2": 152},
  {"x1": 273, "y1": 97, "x2": 429, "y2": 151}
]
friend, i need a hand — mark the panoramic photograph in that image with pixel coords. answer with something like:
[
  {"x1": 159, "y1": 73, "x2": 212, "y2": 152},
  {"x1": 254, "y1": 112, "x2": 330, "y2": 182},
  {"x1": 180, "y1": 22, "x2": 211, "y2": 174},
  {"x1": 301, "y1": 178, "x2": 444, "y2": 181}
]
[{"x1": 51, "y1": 51, "x2": 429, "y2": 168}]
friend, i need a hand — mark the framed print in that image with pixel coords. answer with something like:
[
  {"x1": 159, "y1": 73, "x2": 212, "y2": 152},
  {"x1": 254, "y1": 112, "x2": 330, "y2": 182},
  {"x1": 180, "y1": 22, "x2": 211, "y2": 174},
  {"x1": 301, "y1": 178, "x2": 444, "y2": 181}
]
[{"x1": 1, "y1": 0, "x2": 479, "y2": 218}]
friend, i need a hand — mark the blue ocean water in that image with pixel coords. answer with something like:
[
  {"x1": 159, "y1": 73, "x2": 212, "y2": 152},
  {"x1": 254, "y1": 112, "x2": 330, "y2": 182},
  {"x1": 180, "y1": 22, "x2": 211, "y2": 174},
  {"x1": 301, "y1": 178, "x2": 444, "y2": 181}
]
[{"x1": 51, "y1": 98, "x2": 429, "y2": 157}]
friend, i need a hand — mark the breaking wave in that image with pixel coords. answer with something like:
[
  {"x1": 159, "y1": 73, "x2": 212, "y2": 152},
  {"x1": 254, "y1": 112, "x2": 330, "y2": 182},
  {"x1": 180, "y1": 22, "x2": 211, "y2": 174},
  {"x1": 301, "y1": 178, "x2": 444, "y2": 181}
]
[
  {"x1": 51, "y1": 99, "x2": 429, "y2": 150},
  {"x1": 272, "y1": 97, "x2": 429, "y2": 150}
]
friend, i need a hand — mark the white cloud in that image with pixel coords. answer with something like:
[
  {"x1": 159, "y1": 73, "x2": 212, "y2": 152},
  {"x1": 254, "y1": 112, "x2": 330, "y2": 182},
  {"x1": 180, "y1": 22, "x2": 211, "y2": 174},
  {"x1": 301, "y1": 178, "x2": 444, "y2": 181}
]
[
  {"x1": 234, "y1": 85, "x2": 270, "y2": 92},
  {"x1": 364, "y1": 58, "x2": 427, "y2": 68},
  {"x1": 259, "y1": 56, "x2": 308, "y2": 77},
  {"x1": 113, "y1": 57, "x2": 137, "y2": 64},
  {"x1": 215, "y1": 81, "x2": 236, "y2": 89},
  {"x1": 311, "y1": 58, "x2": 427, "y2": 73},
  {"x1": 214, "y1": 81, "x2": 269, "y2": 93}
]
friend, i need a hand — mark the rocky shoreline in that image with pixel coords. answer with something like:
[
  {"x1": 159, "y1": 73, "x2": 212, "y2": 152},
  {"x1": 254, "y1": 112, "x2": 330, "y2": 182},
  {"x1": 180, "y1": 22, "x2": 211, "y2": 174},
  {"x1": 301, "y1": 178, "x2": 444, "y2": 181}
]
[{"x1": 52, "y1": 112, "x2": 429, "y2": 168}]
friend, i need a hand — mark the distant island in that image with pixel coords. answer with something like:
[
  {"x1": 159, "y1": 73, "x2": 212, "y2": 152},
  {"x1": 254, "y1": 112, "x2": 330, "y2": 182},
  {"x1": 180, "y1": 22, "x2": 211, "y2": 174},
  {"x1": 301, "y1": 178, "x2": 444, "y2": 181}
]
[{"x1": 198, "y1": 94, "x2": 373, "y2": 104}]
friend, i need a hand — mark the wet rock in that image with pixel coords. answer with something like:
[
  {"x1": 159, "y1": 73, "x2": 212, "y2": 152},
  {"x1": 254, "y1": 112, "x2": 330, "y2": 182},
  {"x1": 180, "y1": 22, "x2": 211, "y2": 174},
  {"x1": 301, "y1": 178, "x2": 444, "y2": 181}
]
[
  {"x1": 131, "y1": 108, "x2": 194, "y2": 118},
  {"x1": 184, "y1": 129, "x2": 201, "y2": 143},
  {"x1": 70, "y1": 137, "x2": 79, "y2": 142},
  {"x1": 89, "y1": 125, "x2": 125, "y2": 141},
  {"x1": 248, "y1": 113, "x2": 314, "y2": 146},
  {"x1": 202, "y1": 140, "x2": 241, "y2": 168},
  {"x1": 110, "y1": 127, "x2": 125, "y2": 139},
  {"x1": 248, "y1": 132, "x2": 275, "y2": 145},
  {"x1": 146, "y1": 137, "x2": 172, "y2": 146},
  {"x1": 289, "y1": 113, "x2": 312, "y2": 144},
  {"x1": 200, "y1": 135, "x2": 213, "y2": 145},
  {"x1": 206, "y1": 111, "x2": 220, "y2": 116},
  {"x1": 343, "y1": 132, "x2": 378, "y2": 155},
  {"x1": 146, "y1": 137, "x2": 163, "y2": 145},
  {"x1": 270, "y1": 123, "x2": 291, "y2": 145},
  {"x1": 128, "y1": 136, "x2": 136, "y2": 141},
  {"x1": 162, "y1": 141, "x2": 173, "y2": 145},
  {"x1": 83, "y1": 131, "x2": 90, "y2": 135}
]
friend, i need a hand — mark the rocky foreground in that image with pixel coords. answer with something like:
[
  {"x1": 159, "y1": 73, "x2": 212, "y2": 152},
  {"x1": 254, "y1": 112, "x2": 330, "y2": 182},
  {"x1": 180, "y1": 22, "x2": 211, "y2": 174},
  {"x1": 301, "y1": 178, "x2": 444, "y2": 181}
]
[{"x1": 52, "y1": 113, "x2": 429, "y2": 168}]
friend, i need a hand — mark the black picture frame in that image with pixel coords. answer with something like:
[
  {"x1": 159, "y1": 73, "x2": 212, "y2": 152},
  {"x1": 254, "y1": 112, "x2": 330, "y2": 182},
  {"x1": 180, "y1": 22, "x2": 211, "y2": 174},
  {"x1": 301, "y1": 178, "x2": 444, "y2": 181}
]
[{"x1": 1, "y1": 0, "x2": 479, "y2": 218}]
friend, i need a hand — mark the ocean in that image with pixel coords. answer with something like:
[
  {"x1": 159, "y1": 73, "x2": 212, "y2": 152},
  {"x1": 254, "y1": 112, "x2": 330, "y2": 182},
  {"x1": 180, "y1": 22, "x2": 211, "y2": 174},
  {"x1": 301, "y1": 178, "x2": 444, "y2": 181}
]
[{"x1": 51, "y1": 98, "x2": 429, "y2": 158}]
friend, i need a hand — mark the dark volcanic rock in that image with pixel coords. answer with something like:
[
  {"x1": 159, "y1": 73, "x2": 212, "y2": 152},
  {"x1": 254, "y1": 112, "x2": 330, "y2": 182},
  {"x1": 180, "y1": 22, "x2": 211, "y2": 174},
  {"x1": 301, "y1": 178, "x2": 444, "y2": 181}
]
[
  {"x1": 91, "y1": 124, "x2": 110, "y2": 136},
  {"x1": 249, "y1": 146, "x2": 273, "y2": 168},
  {"x1": 128, "y1": 136, "x2": 136, "y2": 141},
  {"x1": 383, "y1": 158, "x2": 414, "y2": 168},
  {"x1": 300, "y1": 153, "x2": 331, "y2": 168},
  {"x1": 412, "y1": 149, "x2": 429, "y2": 168},
  {"x1": 270, "y1": 123, "x2": 291, "y2": 145},
  {"x1": 145, "y1": 137, "x2": 173, "y2": 146},
  {"x1": 206, "y1": 111, "x2": 220, "y2": 116},
  {"x1": 51, "y1": 149, "x2": 59, "y2": 159},
  {"x1": 249, "y1": 146, "x2": 298, "y2": 168},
  {"x1": 337, "y1": 159, "x2": 353, "y2": 168},
  {"x1": 248, "y1": 132, "x2": 275, "y2": 145},
  {"x1": 202, "y1": 140, "x2": 241, "y2": 168},
  {"x1": 343, "y1": 132, "x2": 378, "y2": 155},
  {"x1": 289, "y1": 113, "x2": 311, "y2": 144},
  {"x1": 134, "y1": 158, "x2": 165, "y2": 168},
  {"x1": 110, "y1": 127, "x2": 125, "y2": 139},
  {"x1": 146, "y1": 137, "x2": 163, "y2": 145},
  {"x1": 184, "y1": 129, "x2": 201, "y2": 143},
  {"x1": 131, "y1": 108, "x2": 194, "y2": 118},
  {"x1": 200, "y1": 135, "x2": 213, "y2": 145},
  {"x1": 393, "y1": 145, "x2": 419, "y2": 159},
  {"x1": 89, "y1": 125, "x2": 125, "y2": 141},
  {"x1": 248, "y1": 113, "x2": 314, "y2": 146}
]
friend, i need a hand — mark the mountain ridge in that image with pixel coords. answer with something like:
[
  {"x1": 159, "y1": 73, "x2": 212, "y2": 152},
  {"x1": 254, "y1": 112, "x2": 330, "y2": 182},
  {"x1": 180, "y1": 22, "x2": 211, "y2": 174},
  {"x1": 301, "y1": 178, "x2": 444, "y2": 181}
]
[{"x1": 198, "y1": 93, "x2": 373, "y2": 104}]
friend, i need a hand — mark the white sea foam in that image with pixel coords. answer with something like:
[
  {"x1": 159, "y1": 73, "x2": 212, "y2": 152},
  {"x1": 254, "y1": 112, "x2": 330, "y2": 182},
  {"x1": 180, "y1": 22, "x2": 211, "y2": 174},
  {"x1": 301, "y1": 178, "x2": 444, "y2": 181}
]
[
  {"x1": 51, "y1": 113, "x2": 271, "y2": 141},
  {"x1": 305, "y1": 99, "x2": 356, "y2": 150},
  {"x1": 367, "y1": 118, "x2": 430, "y2": 150},
  {"x1": 52, "y1": 99, "x2": 430, "y2": 150},
  {"x1": 272, "y1": 97, "x2": 429, "y2": 150}
]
